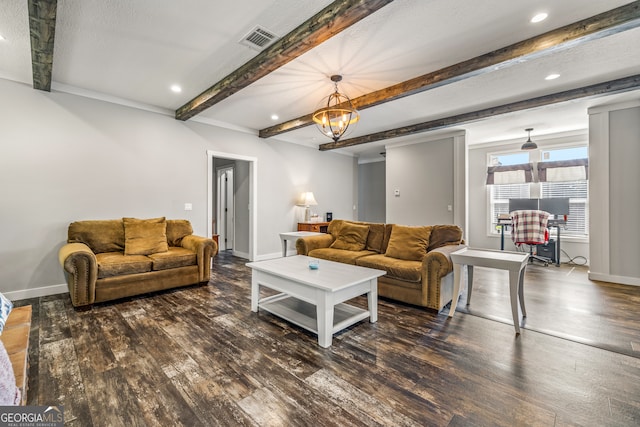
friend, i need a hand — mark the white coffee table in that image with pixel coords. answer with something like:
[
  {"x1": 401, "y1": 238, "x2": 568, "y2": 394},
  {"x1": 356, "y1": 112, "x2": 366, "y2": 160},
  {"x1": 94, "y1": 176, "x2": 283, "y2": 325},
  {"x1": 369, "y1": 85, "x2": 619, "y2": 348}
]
[
  {"x1": 247, "y1": 255, "x2": 386, "y2": 347},
  {"x1": 279, "y1": 231, "x2": 324, "y2": 257},
  {"x1": 448, "y1": 247, "x2": 529, "y2": 334}
]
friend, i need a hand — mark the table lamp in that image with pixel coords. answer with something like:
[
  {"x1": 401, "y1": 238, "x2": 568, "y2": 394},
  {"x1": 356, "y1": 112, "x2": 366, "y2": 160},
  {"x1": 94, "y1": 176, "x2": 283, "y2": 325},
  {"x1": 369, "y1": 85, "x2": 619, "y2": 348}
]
[{"x1": 297, "y1": 192, "x2": 318, "y2": 222}]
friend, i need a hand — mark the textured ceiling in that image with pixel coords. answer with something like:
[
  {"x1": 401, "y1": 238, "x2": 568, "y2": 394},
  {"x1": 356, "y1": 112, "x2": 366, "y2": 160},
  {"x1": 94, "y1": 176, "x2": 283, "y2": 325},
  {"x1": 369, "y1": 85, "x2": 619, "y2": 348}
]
[{"x1": 1, "y1": 0, "x2": 639, "y2": 160}]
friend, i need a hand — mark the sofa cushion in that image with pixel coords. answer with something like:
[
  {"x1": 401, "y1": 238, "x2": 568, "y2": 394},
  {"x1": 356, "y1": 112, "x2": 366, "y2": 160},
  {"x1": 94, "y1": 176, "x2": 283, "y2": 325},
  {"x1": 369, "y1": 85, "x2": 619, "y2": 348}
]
[
  {"x1": 148, "y1": 247, "x2": 197, "y2": 271},
  {"x1": 166, "y1": 220, "x2": 193, "y2": 246},
  {"x1": 356, "y1": 254, "x2": 421, "y2": 283},
  {"x1": 328, "y1": 220, "x2": 385, "y2": 253},
  {"x1": 123, "y1": 217, "x2": 169, "y2": 256},
  {"x1": 428, "y1": 225, "x2": 463, "y2": 252},
  {"x1": 308, "y1": 248, "x2": 377, "y2": 265},
  {"x1": 330, "y1": 222, "x2": 370, "y2": 251},
  {"x1": 68, "y1": 219, "x2": 125, "y2": 254},
  {"x1": 96, "y1": 252, "x2": 153, "y2": 279},
  {"x1": 385, "y1": 225, "x2": 432, "y2": 261}
]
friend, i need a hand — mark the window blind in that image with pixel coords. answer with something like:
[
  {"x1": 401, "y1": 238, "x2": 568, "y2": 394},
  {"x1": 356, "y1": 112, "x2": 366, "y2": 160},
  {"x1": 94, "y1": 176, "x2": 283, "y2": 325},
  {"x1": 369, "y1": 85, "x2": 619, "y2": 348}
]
[{"x1": 486, "y1": 163, "x2": 534, "y2": 185}]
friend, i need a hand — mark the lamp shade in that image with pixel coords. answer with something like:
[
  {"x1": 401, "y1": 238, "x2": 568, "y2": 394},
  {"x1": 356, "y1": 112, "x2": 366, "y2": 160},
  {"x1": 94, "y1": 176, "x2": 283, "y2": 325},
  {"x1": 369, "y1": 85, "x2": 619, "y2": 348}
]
[{"x1": 298, "y1": 192, "x2": 318, "y2": 207}]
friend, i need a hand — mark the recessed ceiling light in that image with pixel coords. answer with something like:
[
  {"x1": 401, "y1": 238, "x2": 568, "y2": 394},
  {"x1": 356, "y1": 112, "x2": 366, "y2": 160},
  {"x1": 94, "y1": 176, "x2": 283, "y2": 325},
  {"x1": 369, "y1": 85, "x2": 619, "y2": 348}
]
[
  {"x1": 531, "y1": 13, "x2": 548, "y2": 23},
  {"x1": 545, "y1": 73, "x2": 560, "y2": 80},
  {"x1": 170, "y1": 84, "x2": 182, "y2": 93},
  {"x1": 270, "y1": 114, "x2": 279, "y2": 121}
]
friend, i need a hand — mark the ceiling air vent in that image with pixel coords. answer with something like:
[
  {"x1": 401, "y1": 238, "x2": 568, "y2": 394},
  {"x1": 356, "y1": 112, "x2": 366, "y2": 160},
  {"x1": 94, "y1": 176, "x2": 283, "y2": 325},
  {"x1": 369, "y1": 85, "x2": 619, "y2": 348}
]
[{"x1": 240, "y1": 26, "x2": 279, "y2": 51}]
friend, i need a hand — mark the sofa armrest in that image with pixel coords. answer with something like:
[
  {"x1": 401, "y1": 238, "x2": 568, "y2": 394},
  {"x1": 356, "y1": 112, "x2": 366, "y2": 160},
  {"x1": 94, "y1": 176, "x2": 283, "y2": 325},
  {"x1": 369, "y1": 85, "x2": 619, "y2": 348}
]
[
  {"x1": 296, "y1": 234, "x2": 335, "y2": 255},
  {"x1": 181, "y1": 235, "x2": 217, "y2": 282},
  {"x1": 58, "y1": 243, "x2": 97, "y2": 308},
  {"x1": 423, "y1": 244, "x2": 466, "y2": 275}
]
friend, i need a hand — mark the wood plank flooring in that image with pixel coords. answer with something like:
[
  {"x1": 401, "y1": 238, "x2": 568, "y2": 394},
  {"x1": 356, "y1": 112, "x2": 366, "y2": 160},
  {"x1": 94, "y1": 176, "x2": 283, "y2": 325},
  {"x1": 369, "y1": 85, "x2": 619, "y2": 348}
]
[{"x1": 15, "y1": 252, "x2": 640, "y2": 426}]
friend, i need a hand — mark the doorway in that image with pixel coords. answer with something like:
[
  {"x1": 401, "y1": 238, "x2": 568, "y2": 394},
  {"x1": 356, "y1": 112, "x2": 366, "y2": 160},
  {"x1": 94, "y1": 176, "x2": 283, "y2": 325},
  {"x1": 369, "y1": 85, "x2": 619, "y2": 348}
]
[
  {"x1": 216, "y1": 166, "x2": 234, "y2": 251},
  {"x1": 207, "y1": 150, "x2": 258, "y2": 261}
]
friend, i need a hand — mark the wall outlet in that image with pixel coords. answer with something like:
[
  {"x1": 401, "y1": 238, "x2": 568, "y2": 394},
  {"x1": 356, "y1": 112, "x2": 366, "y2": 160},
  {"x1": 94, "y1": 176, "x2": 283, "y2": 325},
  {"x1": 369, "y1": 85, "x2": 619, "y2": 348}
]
[
  {"x1": 394, "y1": 189, "x2": 400, "y2": 197},
  {"x1": 184, "y1": 203, "x2": 193, "y2": 211}
]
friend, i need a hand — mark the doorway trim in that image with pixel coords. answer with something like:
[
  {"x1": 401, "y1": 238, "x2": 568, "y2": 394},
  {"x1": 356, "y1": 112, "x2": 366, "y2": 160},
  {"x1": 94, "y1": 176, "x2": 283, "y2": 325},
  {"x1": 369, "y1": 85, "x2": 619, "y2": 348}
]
[{"x1": 207, "y1": 150, "x2": 258, "y2": 261}]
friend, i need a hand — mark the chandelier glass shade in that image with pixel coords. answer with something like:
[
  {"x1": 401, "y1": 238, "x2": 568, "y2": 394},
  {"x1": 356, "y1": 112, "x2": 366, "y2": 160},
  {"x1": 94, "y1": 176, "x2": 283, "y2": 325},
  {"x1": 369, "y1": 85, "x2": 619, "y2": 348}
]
[{"x1": 312, "y1": 75, "x2": 359, "y2": 142}]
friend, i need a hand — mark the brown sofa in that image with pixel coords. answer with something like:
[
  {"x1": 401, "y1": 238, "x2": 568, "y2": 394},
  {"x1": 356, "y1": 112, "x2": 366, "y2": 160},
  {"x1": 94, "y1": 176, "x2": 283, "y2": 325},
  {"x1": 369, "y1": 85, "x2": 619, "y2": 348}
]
[
  {"x1": 296, "y1": 219, "x2": 465, "y2": 312},
  {"x1": 58, "y1": 218, "x2": 217, "y2": 309}
]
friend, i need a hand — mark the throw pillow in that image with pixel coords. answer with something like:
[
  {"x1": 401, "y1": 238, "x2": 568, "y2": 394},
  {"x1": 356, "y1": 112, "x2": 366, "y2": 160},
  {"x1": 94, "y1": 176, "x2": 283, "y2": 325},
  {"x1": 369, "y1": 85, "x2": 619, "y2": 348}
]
[
  {"x1": 330, "y1": 223, "x2": 370, "y2": 251},
  {"x1": 428, "y1": 225, "x2": 463, "y2": 252},
  {"x1": 123, "y1": 217, "x2": 169, "y2": 256},
  {"x1": 385, "y1": 225, "x2": 432, "y2": 261},
  {"x1": 0, "y1": 292, "x2": 12, "y2": 335}
]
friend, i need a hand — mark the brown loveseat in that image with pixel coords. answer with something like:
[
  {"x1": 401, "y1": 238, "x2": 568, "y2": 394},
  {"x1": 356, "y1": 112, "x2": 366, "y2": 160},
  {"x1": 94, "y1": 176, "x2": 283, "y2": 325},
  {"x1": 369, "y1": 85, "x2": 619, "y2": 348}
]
[
  {"x1": 296, "y1": 220, "x2": 465, "y2": 312},
  {"x1": 58, "y1": 218, "x2": 217, "y2": 309}
]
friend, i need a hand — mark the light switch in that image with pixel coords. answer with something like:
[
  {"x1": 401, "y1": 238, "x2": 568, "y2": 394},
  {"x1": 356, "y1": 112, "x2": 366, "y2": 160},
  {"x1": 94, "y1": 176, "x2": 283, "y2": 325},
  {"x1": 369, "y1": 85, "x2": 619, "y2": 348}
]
[
  {"x1": 184, "y1": 203, "x2": 193, "y2": 211},
  {"x1": 394, "y1": 189, "x2": 400, "y2": 197},
  {"x1": 447, "y1": 205, "x2": 452, "y2": 212}
]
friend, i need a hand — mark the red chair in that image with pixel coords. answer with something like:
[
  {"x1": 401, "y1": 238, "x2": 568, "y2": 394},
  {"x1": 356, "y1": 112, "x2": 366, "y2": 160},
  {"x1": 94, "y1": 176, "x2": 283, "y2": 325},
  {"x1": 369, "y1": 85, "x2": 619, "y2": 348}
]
[{"x1": 510, "y1": 209, "x2": 551, "y2": 266}]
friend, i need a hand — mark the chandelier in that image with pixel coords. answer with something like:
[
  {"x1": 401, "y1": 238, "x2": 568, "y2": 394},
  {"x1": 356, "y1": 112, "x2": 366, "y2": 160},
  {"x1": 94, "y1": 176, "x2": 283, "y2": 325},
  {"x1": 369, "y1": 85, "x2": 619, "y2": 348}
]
[{"x1": 312, "y1": 75, "x2": 359, "y2": 142}]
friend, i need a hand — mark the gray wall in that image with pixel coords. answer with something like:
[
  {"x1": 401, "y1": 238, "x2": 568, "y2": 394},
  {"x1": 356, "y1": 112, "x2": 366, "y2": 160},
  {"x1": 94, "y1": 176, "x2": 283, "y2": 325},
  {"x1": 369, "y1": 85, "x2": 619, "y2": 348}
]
[
  {"x1": 589, "y1": 102, "x2": 640, "y2": 285},
  {"x1": 234, "y1": 160, "x2": 251, "y2": 257},
  {"x1": 357, "y1": 160, "x2": 385, "y2": 223},
  {"x1": 0, "y1": 78, "x2": 356, "y2": 298},
  {"x1": 386, "y1": 137, "x2": 454, "y2": 225}
]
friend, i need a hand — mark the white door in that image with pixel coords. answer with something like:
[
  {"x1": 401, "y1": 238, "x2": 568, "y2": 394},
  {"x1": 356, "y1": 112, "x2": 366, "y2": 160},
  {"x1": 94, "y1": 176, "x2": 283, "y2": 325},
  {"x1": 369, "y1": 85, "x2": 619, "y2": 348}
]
[{"x1": 217, "y1": 167, "x2": 235, "y2": 251}]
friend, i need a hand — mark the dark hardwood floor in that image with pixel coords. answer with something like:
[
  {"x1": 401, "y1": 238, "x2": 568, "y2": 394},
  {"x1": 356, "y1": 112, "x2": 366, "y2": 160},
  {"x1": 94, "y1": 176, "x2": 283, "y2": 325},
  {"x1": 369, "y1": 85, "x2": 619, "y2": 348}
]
[{"x1": 15, "y1": 252, "x2": 640, "y2": 426}]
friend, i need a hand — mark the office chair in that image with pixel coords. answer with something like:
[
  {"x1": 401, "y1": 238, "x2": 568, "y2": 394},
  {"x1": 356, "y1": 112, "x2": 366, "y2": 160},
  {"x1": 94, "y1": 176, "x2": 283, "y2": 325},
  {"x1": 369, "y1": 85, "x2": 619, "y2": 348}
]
[{"x1": 511, "y1": 209, "x2": 552, "y2": 266}]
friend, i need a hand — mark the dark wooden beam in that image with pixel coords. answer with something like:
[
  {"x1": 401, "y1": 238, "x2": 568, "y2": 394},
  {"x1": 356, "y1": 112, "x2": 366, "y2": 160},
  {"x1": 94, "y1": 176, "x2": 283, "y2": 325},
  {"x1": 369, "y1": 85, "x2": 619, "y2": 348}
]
[
  {"x1": 260, "y1": 0, "x2": 640, "y2": 138},
  {"x1": 28, "y1": 0, "x2": 57, "y2": 91},
  {"x1": 318, "y1": 74, "x2": 640, "y2": 150},
  {"x1": 175, "y1": 0, "x2": 394, "y2": 121}
]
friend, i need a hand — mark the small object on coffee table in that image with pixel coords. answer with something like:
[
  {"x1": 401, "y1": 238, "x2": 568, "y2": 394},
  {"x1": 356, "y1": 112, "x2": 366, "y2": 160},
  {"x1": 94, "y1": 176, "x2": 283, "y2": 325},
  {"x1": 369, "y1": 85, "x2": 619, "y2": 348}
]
[{"x1": 308, "y1": 259, "x2": 319, "y2": 269}]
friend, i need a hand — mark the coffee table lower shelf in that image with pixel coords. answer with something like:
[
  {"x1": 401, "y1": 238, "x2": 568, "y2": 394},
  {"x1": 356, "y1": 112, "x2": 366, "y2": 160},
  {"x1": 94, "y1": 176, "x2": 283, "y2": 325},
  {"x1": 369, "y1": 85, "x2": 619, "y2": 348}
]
[{"x1": 258, "y1": 293, "x2": 370, "y2": 336}]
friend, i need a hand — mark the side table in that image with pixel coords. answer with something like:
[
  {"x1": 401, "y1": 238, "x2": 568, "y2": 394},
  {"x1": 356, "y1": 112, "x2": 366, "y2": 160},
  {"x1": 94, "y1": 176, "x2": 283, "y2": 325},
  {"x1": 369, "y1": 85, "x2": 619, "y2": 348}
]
[
  {"x1": 279, "y1": 231, "x2": 324, "y2": 257},
  {"x1": 448, "y1": 247, "x2": 529, "y2": 334}
]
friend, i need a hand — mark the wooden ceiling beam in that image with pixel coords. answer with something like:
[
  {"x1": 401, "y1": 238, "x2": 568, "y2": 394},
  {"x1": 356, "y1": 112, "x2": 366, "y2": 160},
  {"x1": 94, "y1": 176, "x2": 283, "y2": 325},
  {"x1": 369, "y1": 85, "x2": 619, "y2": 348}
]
[
  {"x1": 28, "y1": 0, "x2": 57, "y2": 91},
  {"x1": 260, "y1": 0, "x2": 640, "y2": 138},
  {"x1": 318, "y1": 74, "x2": 640, "y2": 150},
  {"x1": 175, "y1": 0, "x2": 394, "y2": 121}
]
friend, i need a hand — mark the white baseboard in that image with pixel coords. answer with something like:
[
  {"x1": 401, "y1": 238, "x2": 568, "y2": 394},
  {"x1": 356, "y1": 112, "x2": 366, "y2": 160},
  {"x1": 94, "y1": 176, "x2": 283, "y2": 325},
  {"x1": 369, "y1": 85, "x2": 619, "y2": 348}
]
[
  {"x1": 588, "y1": 272, "x2": 640, "y2": 287},
  {"x1": 4, "y1": 284, "x2": 68, "y2": 301},
  {"x1": 254, "y1": 252, "x2": 285, "y2": 261},
  {"x1": 231, "y1": 250, "x2": 250, "y2": 260}
]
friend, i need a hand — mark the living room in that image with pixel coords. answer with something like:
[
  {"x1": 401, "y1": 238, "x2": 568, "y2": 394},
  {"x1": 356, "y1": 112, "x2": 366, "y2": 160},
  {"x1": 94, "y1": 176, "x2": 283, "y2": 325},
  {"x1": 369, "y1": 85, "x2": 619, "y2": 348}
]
[{"x1": 1, "y1": 1, "x2": 640, "y2": 425}]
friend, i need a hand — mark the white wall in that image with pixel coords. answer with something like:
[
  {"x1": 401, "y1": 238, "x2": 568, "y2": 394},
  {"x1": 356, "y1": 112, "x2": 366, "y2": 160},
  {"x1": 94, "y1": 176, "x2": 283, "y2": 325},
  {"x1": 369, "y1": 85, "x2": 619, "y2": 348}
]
[
  {"x1": 467, "y1": 131, "x2": 589, "y2": 262},
  {"x1": 0, "y1": 78, "x2": 356, "y2": 298},
  {"x1": 588, "y1": 101, "x2": 640, "y2": 286}
]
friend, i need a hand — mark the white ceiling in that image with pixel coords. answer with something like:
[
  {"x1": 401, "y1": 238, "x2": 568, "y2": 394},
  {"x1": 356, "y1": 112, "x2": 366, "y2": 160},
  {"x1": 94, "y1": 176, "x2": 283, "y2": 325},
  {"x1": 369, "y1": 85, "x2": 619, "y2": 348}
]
[{"x1": 2, "y1": 0, "x2": 639, "y2": 161}]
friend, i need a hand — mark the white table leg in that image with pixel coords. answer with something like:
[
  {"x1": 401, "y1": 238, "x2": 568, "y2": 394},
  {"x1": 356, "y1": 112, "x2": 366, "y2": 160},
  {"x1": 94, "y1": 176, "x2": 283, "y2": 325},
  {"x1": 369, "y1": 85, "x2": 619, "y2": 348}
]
[
  {"x1": 281, "y1": 238, "x2": 287, "y2": 257},
  {"x1": 367, "y1": 279, "x2": 378, "y2": 323},
  {"x1": 518, "y1": 266, "x2": 527, "y2": 317},
  {"x1": 448, "y1": 263, "x2": 463, "y2": 317},
  {"x1": 509, "y1": 269, "x2": 522, "y2": 334},
  {"x1": 466, "y1": 265, "x2": 474, "y2": 305},
  {"x1": 251, "y1": 275, "x2": 259, "y2": 312},
  {"x1": 316, "y1": 293, "x2": 334, "y2": 348}
]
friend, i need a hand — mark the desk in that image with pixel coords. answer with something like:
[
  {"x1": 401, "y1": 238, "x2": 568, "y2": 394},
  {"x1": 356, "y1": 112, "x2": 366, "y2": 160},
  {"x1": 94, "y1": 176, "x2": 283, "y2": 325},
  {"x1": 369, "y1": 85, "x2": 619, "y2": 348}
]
[
  {"x1": 496, "y1": 220, "x2": 564, "y2": 267},
  {"x1": 279, "y1": 231, "x2": 323, "y2": 257},
  {"x1": 448, "y1": 248, "x2": 529, "y2": 334}
]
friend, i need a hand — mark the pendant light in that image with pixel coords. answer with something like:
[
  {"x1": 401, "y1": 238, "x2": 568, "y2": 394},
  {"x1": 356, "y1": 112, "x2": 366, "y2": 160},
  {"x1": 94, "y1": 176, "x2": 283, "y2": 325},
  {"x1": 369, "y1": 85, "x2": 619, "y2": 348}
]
[
  {"x1": 312, "y1": 75, "x2": 359, "y2": 142},
  {"x1": 521, "y1": 128, "x2": 538, "y2": 150}
]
